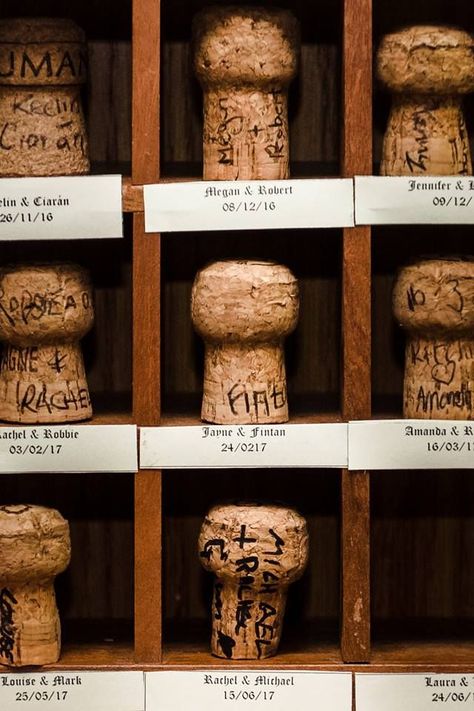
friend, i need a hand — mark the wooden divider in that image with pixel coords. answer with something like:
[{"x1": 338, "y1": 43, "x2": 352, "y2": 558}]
[{"x1": 341, "y1": 0, "x2": 372, "y2": 662}]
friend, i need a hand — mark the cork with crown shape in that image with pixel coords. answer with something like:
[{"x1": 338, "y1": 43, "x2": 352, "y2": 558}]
[
  {"x1": 193, "y1": 6, "x2": 300, "y2": 180},
  {"x1": 393, "y1": 258, "x2": 474, "y2": 419},
  {"x1": 0, "y1": 18, "x2": 89, "y2": 176},
  {"x1": 377, "y1": 26, "x2": 474, "y2": 176},
  {"x1": 0, "y1": 504, "x2": 71, "y2": 667},
  {"x1": 199, "y1": 502, "x2": 308, "y2": 659},
  {"x1": 191, "y1": 260, "x2": 299, "y2": 424},
  {"x1": 0, "y1": 263, "x2": 94, "y2": 423}
]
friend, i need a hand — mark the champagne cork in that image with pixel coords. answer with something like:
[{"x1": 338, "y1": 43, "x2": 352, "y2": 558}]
[
  {"x1": 0, "y1": 263, "x2": 94, "y2": 423},
  {"x1": 0, "y1": 18, "x2": 89, "y2": 176},
  {"x1": 191, "y1": 260, "x2": 299, "y2": 424},
  {"x1": 0, "y1": 504, "x2": 70, "y2": 667},
  {"x1": 199, "y1": 502, "x2": 308, "y2": 660},
  {"x1": 193, "y1": 6, "x2": 299, "y2": 180},
  {"x1": 377, "y1": 26, "x2": 474, "y2": 175},
  {"x1": 393, "y1": 258, "x2": 474, "y2": 419}
]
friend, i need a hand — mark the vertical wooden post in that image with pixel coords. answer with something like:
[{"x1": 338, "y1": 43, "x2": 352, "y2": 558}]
[
  {"x1": 341, "y1": 0, "x2": 372, "y2": 662},
  {"x1": 132, "y1": 0, "x2": 162, "y2": 662}
]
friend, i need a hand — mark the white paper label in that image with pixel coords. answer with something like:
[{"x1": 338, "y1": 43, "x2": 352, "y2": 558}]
[
  {"x1": 140, "y1": 423, "x2": 348, "y2": 468},
  {"x1": 0, "y1": 176, "x2": 123, "y2": 239},
  {"x1": 348, "y1": 419, "x2": 474, "y2": 470},
  {"x1": 147, "y1": 670, "x2": 352, "y2": 711},
  {"x1": 355, "y1": 176, "x2": 474, "y2": 224},
  {"x1": 144, "y1": 179, "x2": 354, "y2": 232},
  {"x1": 0, "y1": 424, "x2": 137, "y2": 473},
  {"x1": 357, "y1": 673, "x2": 474, "y2": 711},
  {"x1": 0, "y1": 671, "x2": 144, "y2": 711}
]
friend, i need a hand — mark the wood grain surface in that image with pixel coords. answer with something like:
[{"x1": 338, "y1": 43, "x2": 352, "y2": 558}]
[{"x1": 340, "y1": 0, "x2": 372, "y2": 664}]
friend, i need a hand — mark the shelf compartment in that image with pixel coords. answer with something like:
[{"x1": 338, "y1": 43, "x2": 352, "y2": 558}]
[
  {"x1": 162, "y1": 468, "x2": 340, "y2": 663},
  {"x1": 1, "y1": 472, "x2": 134, "y2": 663},
  {"x1": 371, "y1": 469, "x2": 474, "y2": 663},
  {"x1": 160, "y1": 1, "x2": 342, "y2": 181},
  {"x1": 0, "y1": 230, "x2": 133, "y2": 425},
  {"x1": 0, "y1": 4, "x2": 132, "y2": 180},
  {"x1": 372, "y1": 225, "x2": 474, "y2": 418},
  {"x1": 161, "y1": 230, "x2": 342, "y2": 425}
]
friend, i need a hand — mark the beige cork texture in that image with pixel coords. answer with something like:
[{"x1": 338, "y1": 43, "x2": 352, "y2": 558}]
[
  {"x1": 193, "y1": 6, "x2": 300, "y2": 180},
  {"x1": 199, "y1": 502, "x2": 308, "y2": 660},
  {"x1": 0, "y1": 504, "x2": 70, "y2": 667},
  {"x1": 393, "y1": 258, "x2": 474, "y2": 419},
  {"x1": 0, "y1": 263, "x2": 94, "y2": 423},
  {"x1": 0, "y1": 18, "x2": 89, "y2": 176},
  {"x1": 377, "y1": 26, "x2": 474, "y2": 176},
  {"x1": 191, "y1": 260, "x2": 299, "y2": 424}
]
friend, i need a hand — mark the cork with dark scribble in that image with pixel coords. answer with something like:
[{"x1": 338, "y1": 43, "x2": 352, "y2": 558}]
[
  {"x1": 0, "y1": 18, "x2": 90, "y2": 176},
  {"x1": 191, "y1": 260, "x2": 299, "y2": 424},
  {"x1": 0, "y1": 263, "x2": 94, "y2": 423},
  {"x1": 393, "y1": 258, "x2": 474, "y2": 419},
  {"x1": 193, "y1": 6, "x2": 300, "y2": 180},
  {"x1": 377, "y1": 26, "x2": 474, "y2": 176},
  {"x1": 0, "y1": 504, "x2": 70, "y2": 667},
  {"x1": 199, "y1": 502, "x2": 308, "y2": 660}
]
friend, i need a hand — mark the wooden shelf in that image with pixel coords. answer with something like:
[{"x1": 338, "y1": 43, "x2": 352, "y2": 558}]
[
  {"x1": 370, "y1": 621, "x2": 474, "y2": 666},
  {"x1": 37, "y1": 621, "x2": 135, "y2": 669},
  {"x1": 160, "y1": 162, "x2": 341, "y2": 181},
  {"x1": 43, "y1": 645, "x2": 136, "y2": 670},
  {"x1": 2, "y1": 0, "x2": 472, "y2": 681},
  {"x1": 162, "y1": 621, "x2": 342, "y2": 667},
  {"x1": 370, "y1": 641, "x2": 474, "y2": 667},
  {"x1": 160, "y1": 412, "x2": 344, "y2": 427},
  {"x1": 161, "y1": 395, "x2": 342, "y2": 427},
  {"x1": 162, "y1": 647, "x2": 344, "y2": 668}
]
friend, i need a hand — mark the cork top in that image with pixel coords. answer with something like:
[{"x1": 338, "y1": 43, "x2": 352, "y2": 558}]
[
  {"x1": 199, "y1": 501, "x2": 308, "y2": 584},
  {"x1": 0, "y1": 18, "x2": 85, "y2": 43},
  {"x1": 0, "y1": 18, "x2": 87, "y2": 86},
  {"x1": 393, "y1": 258, "x2": 474, "y2": 333},
  {"x1": 193, "y1": 6, "x2": 299, "y2": 86},
  {"x1": 0, "y1": 504, "x2": 71, "y2": 581},
  {"x1": 0, "y1": 263, "x2": 94, "y2": 345},
  {"x1": 377, "y1": 25, "x2": 474, "y2": 93},
  {"x1": 191, "y1": 259, "x2": 299, "y2": 342}
]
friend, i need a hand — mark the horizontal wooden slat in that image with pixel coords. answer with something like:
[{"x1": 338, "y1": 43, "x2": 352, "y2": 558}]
[{"x1": 122, "y1": 177, "x2": 144, "y2": 212}]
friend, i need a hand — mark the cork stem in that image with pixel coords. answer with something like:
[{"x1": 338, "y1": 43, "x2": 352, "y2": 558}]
[
  {"x1": 203, "y1": 88, "x2": 290, "y2": 180},
  {"x1": 202, "y1": 341, "x2": 288, "y2": 424},
  {"x1": 381, "y1": 94, "x2": 471, "y2": 176},
  {"x1": 210, "y1": 581, "x2": 287, "y2": 660},
  {"x1": 404, "y1": 335, "x2": 474, "y2": 419},
  {"x1": 0, "y1": 341, "x2": 92, "y2": 423},
  {"x1": 0, "y1": 87, "x2": 89, "y2": 177},
  {"x1": 0, "y1": 581, "x2": 60, "y2": 667}
]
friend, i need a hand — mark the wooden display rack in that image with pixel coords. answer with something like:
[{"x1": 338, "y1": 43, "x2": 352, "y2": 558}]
[{"x1": 1, "y1": 0, "x2": 474, "y2": 681}]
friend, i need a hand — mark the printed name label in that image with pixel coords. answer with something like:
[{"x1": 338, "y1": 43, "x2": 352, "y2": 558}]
[
  {"x1": 355, "y1": 176, "x2": 474, "y2": 224},
  {"x1": 147, "y1": 671, "x2": 352, "y2": 711},
  {"x1": 0, "y1": 176, "x2": 123, "y2": 239},
  {"x1": 140, "y1": 423, "x2": 348, "y2": 468},
  {"x1": 0, "y1": 671, "x2": 144, "y2": 711},
  {"x1": 0, "y1": 424, "x2": 137, "y2": 473},
  {"x1": 348, "y1": 419, "x2": 474, "y2": 470},
  {"x1": 357, "y1": 673, "x2": 474, "y2": 711},
  {"x1": 144, "y1": 179, "x2": 354, "y2": 232}
]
